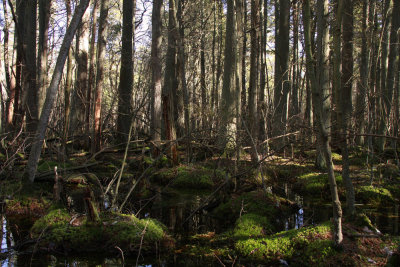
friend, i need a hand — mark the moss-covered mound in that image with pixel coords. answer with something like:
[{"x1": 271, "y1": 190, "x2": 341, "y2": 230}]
[
  {"x1": 294, "y1": 172, "x2": 343, "y2": 199},
  {"x1": 151, "y1": 165, "x2": 226, "y2": 189},
  {"x1": 233, "y1": 213, "x2": 273, "y2": 238},
  {"x1": 356, "y1": 185, "x2": 395, "y2": 205},
  {"x1": 212, "y1": 190, "x2": 298, "y2": 231},
  {"x1": 234, "y1": 222, "x2": 335, "y2": 266},
  {"x1": 31, "y1": 209, "x2": 174, "y2": 254}
]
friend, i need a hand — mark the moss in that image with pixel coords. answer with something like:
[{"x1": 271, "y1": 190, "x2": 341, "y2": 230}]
[
  {"x1": 152, "y1": 165, "x2": 225, "y2": 189},
  {"x1": 376, "y1": 163, "x2": 399, "y2": 180},
  {"x1": 234, "y1": 222, "x2": 335, "y2": 265},
  {"x1": 349, "y1": 213, "x2": 375, "y2": 229},
  {"x1": 296, "y1": 172, "x2": 343, "y2": 197},
  {"x1": 30, "y1": 210, "x2": 173, "y2": 254},
  {"x1": 37, "y1": 160, "x2": 71, "y2": 172},
  {"x1": 356, "y1": 185, "x2": 395, "y2": 205},
  {"x1": 233, "y1": 213, "x2": 273, "y2": 238}
]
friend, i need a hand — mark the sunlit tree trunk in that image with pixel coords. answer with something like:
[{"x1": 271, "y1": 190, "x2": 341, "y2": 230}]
[
  {"x1": 219, "y1": 0, "x2": 237, "y2": 151},
  {"x1": 64, "y1": 0, "x2": 74, "y2": 143},
  {"x1": 303, "y1": 0, "x2": 343, "y2": 247},
  {"x1": 163, "y1": 0, "x2": 178, "y2": 164},
  {"x1": 249, "y1": 0, "x2": 259, "y2": 161},
  {"x1": 92, "y1": 0, "x2": 109, "y2": 152},
  {"x1": 26, "y1": 0, "x2": 90, "y2": 182},
  {"x1": 150, "y1": 0, "x2": 163, "y2": 154}
]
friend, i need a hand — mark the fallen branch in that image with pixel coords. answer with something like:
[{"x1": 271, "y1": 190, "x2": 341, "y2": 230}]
[{"x1": 34, "y1": 162, "x2": 101, "y2": 180}]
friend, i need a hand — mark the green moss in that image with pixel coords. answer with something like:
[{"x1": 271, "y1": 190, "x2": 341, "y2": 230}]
[
  {"x1": 296, "y1": 172, "x2": 343, "y2": 197},
  {"x1": 30, "y1": 210, "x2": 172, "y2": 254},
  {"x1": 356, "y1": 185, "x2": 395, "y2": 205},
  {"x1": 37, "y1": 161, "x2": 71, "y2": 172},
  {"x1": 152, "y1": 165, "x2": 225, "y2": 189},
  {"x1": 349, "y1": 213, "x2": 375, "y2": 229},
  {"x1": 234, "y1": 222, "x2": 335, "y2": 265},
  {"x1": 233, "y1": 214, "x2": 273, "y2": 238}
]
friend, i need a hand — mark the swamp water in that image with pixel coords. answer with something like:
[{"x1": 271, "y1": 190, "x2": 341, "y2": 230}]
[{"x1": 1, "y1": 188, "x2": 399, "y2": 266}]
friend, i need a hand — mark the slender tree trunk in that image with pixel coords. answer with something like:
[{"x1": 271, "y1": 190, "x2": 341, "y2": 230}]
[
  {"x1": 303, "y1": 0, "x2": 343, "y2": 247},
  {"x1": 163, "y1": 0, "x2": 178, "y2": 164},
  {"x1": 219, "y1": 0, "x2": 237, "y2": 151},
  {"x1": 273, "y1": 0, "x2": 290, "y2": 149},
  {"x1": 200, "y1": 1, "x2": 207, "y2": 129},
  {"x1": 70, "y1": 2, "x2": 91, "y2": 136},
  {"x1": 376, "y1": 0, "x2": 392, "y2": 151},
  {"x1": 249, "y1": 0, "x2": 260, "y2": 161},
  {"x1": 87, "y1": 0, "x2": 100, "y2": 146},
  {"x1": 258, "y1": 0, "x2": 267, "y2": 141},
  {"x1": 117, "y1": 0, "x2": 134, "y2": 143},
  {"x1": 3, "y1": 0, "x2": 14, "y2": 130},
  {"x1": 23, "y1": 0, "x2": 38, "y2": 134},
  {"x1": 355, "y1": 0, "x2": 370, "y2": 146},
  {"x1": 290, "y1": 0, "x2": 299, "y2": 117},
  {"x1": 379, "y1": 0, "x2": 399, "y2": 150},
  {"x1": 37, "y1": 0, "x2": 51, "y2": 117},
  {"x1": 64, "y1": 0, "x2": 73, "y2": 143},
  {"x1": 151, "y1": 0, "x2": 163, "y2": 153},
  {"x1": 241, "y1": 0, "x2": 247, "y2": 117},
  {"x1": 26, "y1": 0, "x2": 90, "y2": 182},
  {"x1": 341, "y1": 0, "x2": 355, "y2": 214},
  {"x1": 92, "y1": 0, "x2": 109, "y2": 152}
]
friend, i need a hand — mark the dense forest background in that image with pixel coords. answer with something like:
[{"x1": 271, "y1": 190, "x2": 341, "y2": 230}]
[{"x1": 0, "y1": 0, "x2": 400, "y2": 251}]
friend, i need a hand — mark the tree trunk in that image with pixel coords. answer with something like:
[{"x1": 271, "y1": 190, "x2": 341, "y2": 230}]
[
  {"x1": 163, "y1": 0, "x2": 178, "y2": 164},
  {"x1": 23, "y1": 0, "x2": 38, "y2": 134},
  {"x1": 92, "y1": 0, "x2": 109, "y2": 152},
  {"x1": 37, "y1": 0, "x2": 51, "y2": 117},
  {"x1": 341, "y1": 0, "x2": 355, "y2": 215},
  {"x1": 3, "y1": 0, "x2": 14, "y2": 130},
  {"x1": 26, "y1": 0, "x2": 90, "y2": 182},
  {"x1": 355, "y1": 0, "x2": 369, "y2": 146},
  {"x1": 117, "y1": 0, "x2": 135, "y2": 143},
  {"x1": 70, "y1": 2, "x2": 91, "y2": 136},
  {"x1": 273, "y1": 0, "x2": 290, "y2": 149},
  {"x1": 219, "y1": 0, "x2": 237, "y2": 152},
  {"x1": 258, "y1": 0, "x2": 267, "y2": 141},
  {"x1": 379, "y1": 0, "x2": 399, "y2": 150},
  {"x1": 150, "y1": 0, "x2": 163, "y2": 154},
  {"x1": 249, "y1": 0, "x2": 260, "y2": 161},
  {"x1": 64, "y1": 0, "x2": 73, "y2": 143},
  {"x1": 303, "y1": 0, "x2": 343, "y2": 246}
]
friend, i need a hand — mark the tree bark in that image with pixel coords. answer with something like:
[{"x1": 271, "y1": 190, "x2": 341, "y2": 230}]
[
  {"x1": 26, "y1": 0, "x2": 91, "y2": 182},
  {"x1": 37, "y1": 0, "x2": 51, "y2": 117},
  {"x1": 92, "y1": 0, "x2": 109, "y2": 152},
  {"x1": 340, "y1": 0, "x2": 355, "y2": 214},
  {"x1": 249, "y1": 0, "x2": 260, "y2": 161},
  {"x1": 64, "y1": 0, "x2": 73, "y2": 143},
  {"x1": 117, "y1": 0, "x2": 134, "y2": 143},
  {"x1": 303, "y1": 0, "x2": 343, "y2": 246},
  {"x1": 273, "y1": 0, "x2": 290, "y2": 149},
  {"x1": 150, "y1": 0, "x2": 163, "y2": 153}
]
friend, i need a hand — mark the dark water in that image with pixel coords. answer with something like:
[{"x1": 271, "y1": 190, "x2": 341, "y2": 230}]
[{"x1": 1, "y1": 187, "x2": 399, "y2": 266}]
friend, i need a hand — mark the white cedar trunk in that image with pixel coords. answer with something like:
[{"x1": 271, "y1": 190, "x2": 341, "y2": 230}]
[
  {"x1": 26, "y1": 0, "x2": 91, "y2": 182},
  {"x1": 303, "y1": 0, "x2": 343, "y2": 246}
]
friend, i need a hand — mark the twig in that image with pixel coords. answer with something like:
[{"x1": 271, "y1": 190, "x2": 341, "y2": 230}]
[
  {"x1": 115, "y1": 246, "x2": 125, "y2": 266},
  {"x1": 213, "y1": 252, "x2": 226, "y2": 267},
  {"x1": 136, "y1": 221, "x2": 149, "y2": 267},
  {"x1": 34, "y1": 162, "x2": 101, "y2": 180}
]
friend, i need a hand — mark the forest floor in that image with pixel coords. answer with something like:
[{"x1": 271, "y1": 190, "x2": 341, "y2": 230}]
[{"x1": 0, "y1": 142, "x2": 399, "y2": 266}]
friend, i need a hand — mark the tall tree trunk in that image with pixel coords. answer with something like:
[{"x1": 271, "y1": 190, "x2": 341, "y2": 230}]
[
  {"x1": 87, "y1": 0, "x2": 100, "y2": 146},
  {"x1": 64, "y1": 0, "x2": 73, "y2": 143},
  {"x1": 290, "y1": 0, "x2": 299, "y2": 117},
  {"x1": 177, "y1": 0, "x2": 191, "y2": 161},
  {"x1": 241, "y1": 0, "x2": 247, "y2": 117},
  {"x1": 26, "y1": 0, "x2": 91, "y2": 182},
  {"x1": 219, "y1": 0, "x2": 237, "y2": 151},
  {"x1": 200, "y1": 1, "x2": 207, "y2": 129},
  {"x1": 258, "y1": 0, "x2": 267, "y2": 141},
  {"x1": 379, "y1": 0, "x2": 399, "y2": 150},
  {"x1": 355, "y1": 0, "x2": 370, "y2": 146},
  {"x1": 376, "y1": 0, "x2": 392, "y2": 151},
  {"x1": 150, "y1": 0, "x2": 163, "y2": 154},
  {"x1": 117, "y1": 0, "x2": 134, "y2": 143},
  {"x1": 303, "y1": 0, "x2": 343, "y2": 247},
  {"x1": 92, "y1": 0, "x2": 109, "y2": 152},
  {"x1": 3, "y1": 0, "x2": 14, "y2": 130},
  {"x1": 23, "y1": 0, "x2": 38, "y2": 134},
  {"x1": 341, "y1": 0, "x2": 355, "y2": 214},
  {"x1": 273, "y1": 0, "x2": 290, "y2": 149},
  {"x1": 249, "y1": 0, "x2": 260, "y2": 162},
  {"x1": 163, "y1": 0, "x2": 178, "y2": 164},
  {"x1": 37, "y1": 0, "x2": 51, "y2": 117},
  {"x1": 70, "y1": 2, "x2": 91, "y2": 136}
]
